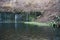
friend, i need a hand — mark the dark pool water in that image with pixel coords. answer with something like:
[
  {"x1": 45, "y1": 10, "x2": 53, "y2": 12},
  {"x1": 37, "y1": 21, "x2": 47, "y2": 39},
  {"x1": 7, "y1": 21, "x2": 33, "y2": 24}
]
[{"x1": 0, "y1": 23, "x2": 60, "y2": 40}]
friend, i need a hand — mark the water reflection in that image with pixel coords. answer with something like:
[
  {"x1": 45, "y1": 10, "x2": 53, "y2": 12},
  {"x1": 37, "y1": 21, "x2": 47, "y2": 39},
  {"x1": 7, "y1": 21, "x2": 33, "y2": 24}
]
[
  {"x1": 0, "y1": 12, "x2": 60, "y2": 40},
  {"x1": 54, "y1": 28, "x2": 60, "y2": 40},
  {"x1": 0, "y1": 23, "x2": 55, "y2": 40}
]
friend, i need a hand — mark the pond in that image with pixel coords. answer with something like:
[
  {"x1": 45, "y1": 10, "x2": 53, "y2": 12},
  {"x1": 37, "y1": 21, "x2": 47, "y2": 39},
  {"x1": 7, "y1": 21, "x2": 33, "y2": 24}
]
[
  {"x1": 0, "y1": 12, "x2": 60, "y2": 40},
  {"x1": 0, "y1": 23, "x2": 60, "y2": 40}
]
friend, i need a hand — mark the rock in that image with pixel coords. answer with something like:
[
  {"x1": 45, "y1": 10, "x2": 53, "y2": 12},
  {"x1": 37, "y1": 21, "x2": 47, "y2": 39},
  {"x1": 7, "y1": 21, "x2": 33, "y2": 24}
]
[{"x1": 0, "y1": 0, "x2": 60, "y2": 22}]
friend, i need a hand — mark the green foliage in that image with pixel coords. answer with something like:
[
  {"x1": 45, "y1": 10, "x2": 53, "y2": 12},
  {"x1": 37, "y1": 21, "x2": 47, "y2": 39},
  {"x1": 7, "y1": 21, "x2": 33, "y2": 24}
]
[
  {"x1": 30, "y1": 11, "x2": 42, "y2": 17},
  {"x1": 29, "y1": 11, "x2": 42, "y2": 21}
]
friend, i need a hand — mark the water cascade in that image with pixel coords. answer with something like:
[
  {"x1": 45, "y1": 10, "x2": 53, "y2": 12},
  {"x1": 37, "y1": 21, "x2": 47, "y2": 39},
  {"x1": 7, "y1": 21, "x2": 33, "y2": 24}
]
[{"x1": 15, "y1": 14, "x2": 18, "y2": 32}]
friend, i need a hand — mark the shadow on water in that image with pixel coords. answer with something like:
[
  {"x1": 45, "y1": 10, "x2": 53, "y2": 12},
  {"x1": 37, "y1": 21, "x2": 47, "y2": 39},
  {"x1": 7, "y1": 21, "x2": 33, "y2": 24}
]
[{"x1": 0, "y1": 23, "x2": 59, "y2": 40}]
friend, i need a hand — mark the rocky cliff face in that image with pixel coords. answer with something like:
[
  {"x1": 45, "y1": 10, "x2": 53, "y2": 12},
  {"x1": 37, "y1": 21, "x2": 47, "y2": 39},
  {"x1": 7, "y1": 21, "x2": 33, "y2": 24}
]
[
  {"x1": 35, "y1": 0, "x2": 60, "y2": 22},
  {"x1": 0, "y1": 0, "x2": 60, "y2": 22}
]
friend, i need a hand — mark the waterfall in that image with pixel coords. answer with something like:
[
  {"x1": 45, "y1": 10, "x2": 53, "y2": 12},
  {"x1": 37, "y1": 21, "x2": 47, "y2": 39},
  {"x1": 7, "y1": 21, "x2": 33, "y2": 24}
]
[
  {"x1": 15, "y1": 13, "x2": 24, "y2": 32},
  {"x1": 15, "y1": 14, "x2": 18, "y2": 32}
]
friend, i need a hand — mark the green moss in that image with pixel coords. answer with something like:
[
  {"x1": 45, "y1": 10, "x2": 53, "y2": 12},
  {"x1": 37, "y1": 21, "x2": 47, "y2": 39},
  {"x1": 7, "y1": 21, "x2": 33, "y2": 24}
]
[{"x1": 24, "y1": 22, "x2": 51, "y2": 27}]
